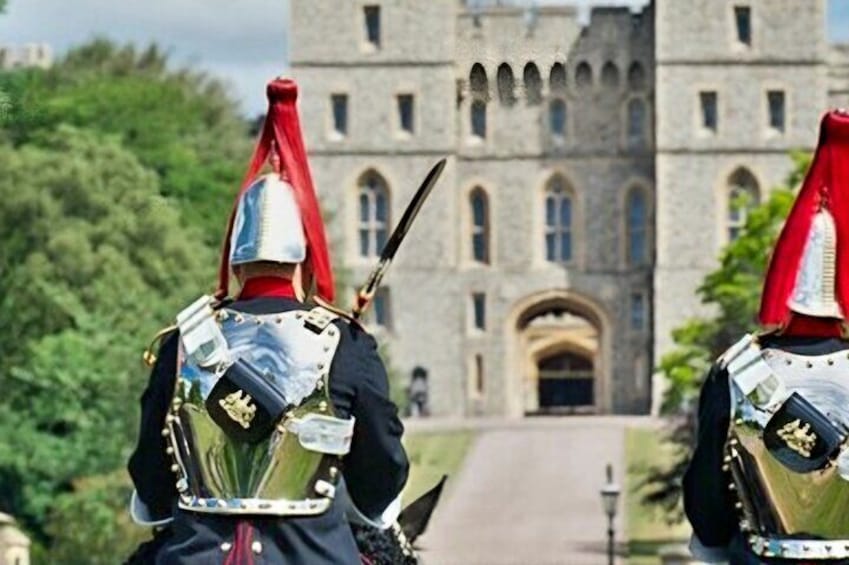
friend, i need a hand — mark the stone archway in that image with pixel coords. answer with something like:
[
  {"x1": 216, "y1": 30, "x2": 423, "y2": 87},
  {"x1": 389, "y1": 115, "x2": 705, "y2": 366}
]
[{"x1": 504, "y1": 290, "x2": 611, "y2": 416}]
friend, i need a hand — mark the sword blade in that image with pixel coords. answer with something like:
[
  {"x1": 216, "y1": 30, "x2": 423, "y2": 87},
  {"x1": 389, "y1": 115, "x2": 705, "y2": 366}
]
[{"x1": 353, "y1": 158, "x2": 447, "y2": 319}]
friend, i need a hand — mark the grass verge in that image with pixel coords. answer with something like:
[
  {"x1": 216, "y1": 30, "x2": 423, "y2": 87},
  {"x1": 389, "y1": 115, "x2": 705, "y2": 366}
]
[
  {"x1": 402, "y1": 430, "x2": 476, "y2": 504},
  {"x1": 626, "y1": 426, "x2": 690, "y2": 565}
]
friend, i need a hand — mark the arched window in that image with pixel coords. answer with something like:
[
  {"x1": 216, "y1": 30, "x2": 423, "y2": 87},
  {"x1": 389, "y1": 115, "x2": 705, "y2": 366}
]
[
  {"x1": 549, "y1": 98, "x2": 567, "y2": 137},
  {"x1": 627, "y1": 98, "x2": 646, "y2": 145},
  {"x1": 550, "y1": 62, "x2": 567, "y2": 93},
  {"x1": 601, "y1": 61, "x2": 620, "y2": 88},
  {"x1": 544, "y1": 175, "x2": 573, "y2": 263},
  {"x1": 727, "y1": 168, "x2": 760, "y2": 241},
  {"x1": 470, "y1": 63, "x2": 488, "y2": 98},
  {"x1": 627, "y1": 188, "x2": 648, "y2": 266},
  {"x1": 358, "y1": 170, "x2": 390, "y2": 258},
  {"x1": 523, "y1": 62, "x2": 542, "y2": 105},
  {"x1": 628, "y1": 62, "x2": 646, "y2": 91},
  {"x1": 470, "y1": 63, "x2": 489, "y2": 139},
  {"x1": 575, "y1": 62, "x2": 592, "y2": 90},
  {"x1": 497, "y1": 63, "x2": 516, "y2": 106},
  {"x1": 470, "y1": 187, "x2": 490, "y2": 264}
]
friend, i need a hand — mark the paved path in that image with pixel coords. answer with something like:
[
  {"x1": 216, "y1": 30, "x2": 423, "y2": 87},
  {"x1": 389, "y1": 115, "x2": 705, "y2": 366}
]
[{"x1": 414, "y1": 417, "x2": 657, "y2": 565}]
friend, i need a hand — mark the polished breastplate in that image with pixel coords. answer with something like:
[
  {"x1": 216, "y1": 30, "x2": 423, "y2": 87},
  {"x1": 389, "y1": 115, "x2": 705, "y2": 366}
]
[
  {"x1": 724, "y1": 335, "x2": 849, "y2": 560},
  {"x1": 162, "y1": 300, "x2": 353, "y2": 517}
]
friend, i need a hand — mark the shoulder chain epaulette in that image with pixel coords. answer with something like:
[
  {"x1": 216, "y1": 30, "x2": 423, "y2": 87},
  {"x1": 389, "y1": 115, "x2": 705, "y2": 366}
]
[{"x1": 142, "y1": 324, "x2": 177, "y2": 368}]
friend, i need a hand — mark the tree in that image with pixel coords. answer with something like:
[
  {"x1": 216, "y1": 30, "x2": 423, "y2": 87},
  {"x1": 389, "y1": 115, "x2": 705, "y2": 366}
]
[
  {"x1": 0, "y1": 39, "x2": 253, "y2": 241},
  {"x1": 641, "y1": 151, "x2": 810, "y2": 519},
  {"x1": 0, "y1": 127, "x2": 214, "y2": 543}
]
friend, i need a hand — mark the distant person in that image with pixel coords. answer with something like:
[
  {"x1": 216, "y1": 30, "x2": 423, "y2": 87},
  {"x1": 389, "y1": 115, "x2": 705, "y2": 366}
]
[
  {"x1": 125, "y1": 79, "x2": 409, "y2": 564},
  {"x1": 683, "y1": 110, "x2": 849, "y2": 564},
  {"x1": 408, "y1": 366, "x2": 429, "y2": 417}
]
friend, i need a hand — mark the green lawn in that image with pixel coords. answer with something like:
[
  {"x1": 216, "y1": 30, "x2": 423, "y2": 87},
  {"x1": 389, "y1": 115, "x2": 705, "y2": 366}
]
[
  {"x1": 626, "y1": 427, "x2": 691, "y2": 565},
  {"x1": 402, "y1": 430, "x2": 476, "y2": 504}
]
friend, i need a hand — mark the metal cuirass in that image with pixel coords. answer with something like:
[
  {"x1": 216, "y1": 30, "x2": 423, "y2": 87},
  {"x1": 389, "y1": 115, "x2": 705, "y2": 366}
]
[
  {"x1": 162, "y1": 301, "x2": 354, "y2": 517},
  {"x1": 723, "y1": 335, "x2": 849, "y2": 560}
]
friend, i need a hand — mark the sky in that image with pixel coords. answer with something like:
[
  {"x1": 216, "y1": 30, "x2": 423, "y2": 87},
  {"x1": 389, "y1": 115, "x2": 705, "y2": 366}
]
[{"x1": 1, "y1": 0, "x2": 847, "y2": 116}]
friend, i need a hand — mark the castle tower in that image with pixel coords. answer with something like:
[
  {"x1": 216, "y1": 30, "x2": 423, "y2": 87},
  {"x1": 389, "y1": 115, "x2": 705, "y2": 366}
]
[
  {"x1": 653, "y1": 0, "x2": 829, "y2": 376},
  {"x1": 289, "y1": 1, "x2": 464, "y2": 414},
  {"x1": 291, "y1": 0, "x2": 657, "y2": 416}
]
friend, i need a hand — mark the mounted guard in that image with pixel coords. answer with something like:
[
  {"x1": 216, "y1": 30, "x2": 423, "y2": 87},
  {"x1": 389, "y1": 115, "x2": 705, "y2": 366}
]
[
  {"x1": 684, "y1": 109, "x2": 849, "y2": 564},
  {"x1": 126, "y1": 78, "x2": 443, "y2": 565}
]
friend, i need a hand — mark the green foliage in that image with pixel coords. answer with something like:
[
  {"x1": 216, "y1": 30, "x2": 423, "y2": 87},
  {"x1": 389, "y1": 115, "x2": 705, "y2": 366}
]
[
  {"x1": 0, "y1": 128, "x2": 213, "y2": 546},
  {"x1": 43, "y1": 471, "x2": 148, "y2": 565},
  {"x1": 0, "y1": 39, "x2": 252, "y2": 241},
  {"x1": 642, "y1": 152, "x2": 810, "y2": 519}
]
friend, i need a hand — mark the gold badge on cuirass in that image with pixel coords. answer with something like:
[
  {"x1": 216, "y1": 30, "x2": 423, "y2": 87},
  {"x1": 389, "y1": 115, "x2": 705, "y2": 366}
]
[
  {"x1": 219, "y1": 390, "x2": 257, "y2": 429},
  {"x1": 777, "y1": 419, "x2": 818, "y2": 458}
]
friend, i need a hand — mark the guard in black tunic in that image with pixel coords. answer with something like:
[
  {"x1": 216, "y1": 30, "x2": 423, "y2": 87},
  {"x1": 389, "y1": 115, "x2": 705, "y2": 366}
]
[
  {"x1": 126, "y1": 79, "x2": 409, "y2": 564},
  {"x1": 684, "y1": 110, "x2": 849, "y2": 564}
]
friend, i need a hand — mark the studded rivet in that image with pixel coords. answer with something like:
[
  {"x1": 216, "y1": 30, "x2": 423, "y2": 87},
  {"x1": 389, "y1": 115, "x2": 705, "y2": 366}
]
[
  {"x1": 734, "y1": 502, "x2": 742, "y2": 509},
  {"x1": 166, "y1": 414, "x2": 177, "y2": 424},
  {"x1": 255, "y1": 317, "x2": 263, "y2": 325},
  {"x1": 251, "y1": 541, "x2": 263, "y2": 554},
  {"x1": 728, "y1": 483, "x2": 736, "y2": 491},
  {"x1": 319, "y1": 401, "x2": 328, "y2": 412},
  {"x1": 729, "y1": 438, "x2": 739, "y2": 446},
  {"x1": 829, "y1": 358, "x2": 835, "y2": 366},
  {"x1": 276, "y1": 315, "x2": 283, "y2": 324},
  {"x1": 234, "y1": 314, "x2": 244, "y2": 324},
  {"x1": 166, "y1": 446, "x2": 174, "y2": 455},
  {"x1": 735, "y1": 418, "x2": 743, "y2": 425},
  {"x1": 317, "y1": 363, "x2": 324, "y2": 370},
  {"x1": 786, "y1": 359, "x2": 792, "y2": 365},
  {"x1": 723, "y1": 455, "x2": 732, "y2": 463},
  {"x1": 323, "y1": 346, "x2": 330, "y2": 352},
  {"x1": 220, "y1": 542, "x2": 232, "y2": 552},
  {"x1": 316, "y1": 380, "x2": 324, "y2": 390},
  {"x1": 161, "y1": 428, "x2": 170, "y2": 437},
  {"x1": 722, "y1": 464, "x2": 730, "y2": 472},
  {"x1": 330, "y1": 466, "x2": 339, "y2": 479},
  {"x1": 170, "y1": 464, "x2": 180, "y2": 473},
  {"x1": 176, "y1": 478, "x2": 188, "y2": 492},
  {"x1": 806, "y1": 361, "x2": 813, "y2": 369},
  {"x1": 328, "y1": 329, "x2": 337, "y2": 337}
]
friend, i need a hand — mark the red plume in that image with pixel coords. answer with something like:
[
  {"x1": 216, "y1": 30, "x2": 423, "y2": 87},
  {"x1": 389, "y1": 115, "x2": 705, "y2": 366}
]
[
  {"x1": 759, "y1": 111, "x2": 849, "y2": 330},
  {"x1": 216, "y1": 79, "x2": 334, "y2": 302}
]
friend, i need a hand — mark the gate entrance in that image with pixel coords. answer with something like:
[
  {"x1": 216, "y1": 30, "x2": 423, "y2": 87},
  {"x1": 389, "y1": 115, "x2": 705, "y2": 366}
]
[{"x1": 537, "y1": 351, "x2": 594, "y2": 409}]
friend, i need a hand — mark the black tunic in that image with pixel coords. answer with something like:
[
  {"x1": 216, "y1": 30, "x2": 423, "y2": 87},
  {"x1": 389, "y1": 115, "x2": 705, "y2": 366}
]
[
  {"x1": 127, "y1": 296, "x2": 409, "y2": 564},
  {"x1": 683, "y1": 336, "x2": 849, "y2": 564}
]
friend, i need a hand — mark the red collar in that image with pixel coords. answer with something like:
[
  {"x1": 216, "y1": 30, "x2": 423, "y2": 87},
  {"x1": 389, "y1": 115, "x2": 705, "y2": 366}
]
[
  {"x1": 779, "y1": 314, "x2": 844, "y2": 338},
  {"x1": 238, "y1": 276, "x2": 297, "y2": 300}
]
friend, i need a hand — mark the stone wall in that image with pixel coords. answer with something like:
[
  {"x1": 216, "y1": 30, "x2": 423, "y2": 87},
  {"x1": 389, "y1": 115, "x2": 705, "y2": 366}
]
[{"x1": 290, "y1": 0, "x2": 839, "y2": 416}]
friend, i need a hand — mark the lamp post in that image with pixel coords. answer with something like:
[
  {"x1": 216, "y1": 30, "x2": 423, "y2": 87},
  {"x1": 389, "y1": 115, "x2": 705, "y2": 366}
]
[{"x1": 600, "y1": 463, "x2": 621, "y2": 565}]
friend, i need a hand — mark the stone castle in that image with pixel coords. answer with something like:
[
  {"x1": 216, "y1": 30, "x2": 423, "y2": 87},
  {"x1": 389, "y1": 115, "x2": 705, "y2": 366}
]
[
  {"x1": 289, "y1": 0, "x2": 849, "y2": 416},
  {"x1": 0, "y1": 43, "x2": 52, "y2": 70}
]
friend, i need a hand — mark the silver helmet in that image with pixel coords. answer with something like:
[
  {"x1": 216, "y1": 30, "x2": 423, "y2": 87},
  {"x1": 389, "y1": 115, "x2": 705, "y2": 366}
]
[
  {"x1": 788, "y1": 209, "x2": 843, "y2": 319},
  {"x1": 229, "y1": 173, "x2": 307, "y2": 267}
]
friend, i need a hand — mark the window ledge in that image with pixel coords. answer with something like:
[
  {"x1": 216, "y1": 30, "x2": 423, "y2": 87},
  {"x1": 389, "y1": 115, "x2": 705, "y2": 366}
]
[{"x1": 466, "y1": 135, "x2": 486, "y2": 146}]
